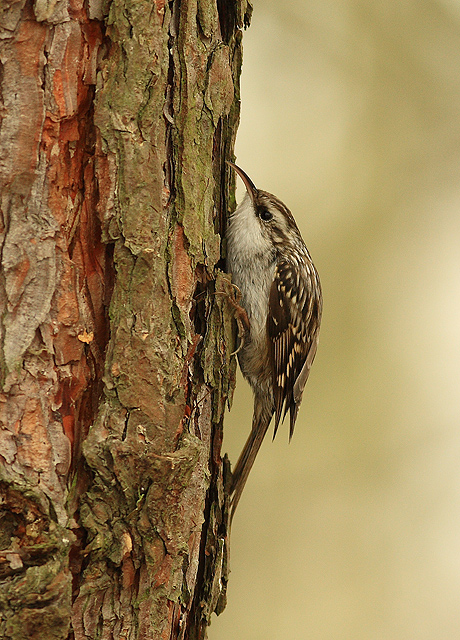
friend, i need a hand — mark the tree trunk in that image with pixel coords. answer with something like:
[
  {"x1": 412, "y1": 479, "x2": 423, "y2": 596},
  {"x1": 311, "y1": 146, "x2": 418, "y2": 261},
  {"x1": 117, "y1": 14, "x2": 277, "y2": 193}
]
[{"x1": 0, "y1": 1, "x2": 251, "y2": 638}]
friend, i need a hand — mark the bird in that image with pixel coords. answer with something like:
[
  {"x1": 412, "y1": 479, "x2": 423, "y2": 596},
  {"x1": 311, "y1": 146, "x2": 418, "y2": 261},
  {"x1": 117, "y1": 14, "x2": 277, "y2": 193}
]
[{"x1": 226, "y1": 161, "x2": 322, "y2": 519}]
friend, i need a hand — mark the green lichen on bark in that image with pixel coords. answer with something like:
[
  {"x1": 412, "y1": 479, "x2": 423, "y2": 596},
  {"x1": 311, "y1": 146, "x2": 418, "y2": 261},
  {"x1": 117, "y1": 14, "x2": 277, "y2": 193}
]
[
  {"x1": 0, "y1": 482, "x2": 72, "y2": 640},
  {"x1": 201, "y1": 271, "x2": 238, "y2": 419}
]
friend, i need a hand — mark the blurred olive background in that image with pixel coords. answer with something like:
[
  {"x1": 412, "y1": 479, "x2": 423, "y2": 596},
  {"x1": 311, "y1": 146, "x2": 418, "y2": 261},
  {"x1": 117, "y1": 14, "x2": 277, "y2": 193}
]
[{"x1": 211, "y1": 1, "x2": 460, "y2": 639}]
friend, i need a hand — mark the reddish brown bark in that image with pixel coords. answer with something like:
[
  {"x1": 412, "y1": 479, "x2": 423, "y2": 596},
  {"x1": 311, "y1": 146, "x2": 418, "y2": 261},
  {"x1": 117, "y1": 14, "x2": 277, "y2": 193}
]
[{"x1": 0, "y1": 2, "x2": 110, "y2": 637}]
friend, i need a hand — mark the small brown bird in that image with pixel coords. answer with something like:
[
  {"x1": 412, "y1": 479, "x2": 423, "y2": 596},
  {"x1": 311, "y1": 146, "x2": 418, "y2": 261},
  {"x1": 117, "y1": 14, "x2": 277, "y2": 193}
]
[{"x1": 226, "y1": 161, "x2": 322, "y2": 519}]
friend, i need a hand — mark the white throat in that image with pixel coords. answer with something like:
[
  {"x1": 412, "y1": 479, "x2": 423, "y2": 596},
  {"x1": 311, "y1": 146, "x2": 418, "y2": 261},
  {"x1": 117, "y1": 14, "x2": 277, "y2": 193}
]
[{"x1": 226, "y1": 192, "x2": 275, "y2": 329}]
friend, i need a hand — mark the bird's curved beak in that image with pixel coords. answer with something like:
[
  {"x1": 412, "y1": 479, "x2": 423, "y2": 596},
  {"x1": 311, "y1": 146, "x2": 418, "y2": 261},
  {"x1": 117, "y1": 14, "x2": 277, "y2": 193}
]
[{"x1": 226, "y1": 160, "x2": 257, "y2": 202}]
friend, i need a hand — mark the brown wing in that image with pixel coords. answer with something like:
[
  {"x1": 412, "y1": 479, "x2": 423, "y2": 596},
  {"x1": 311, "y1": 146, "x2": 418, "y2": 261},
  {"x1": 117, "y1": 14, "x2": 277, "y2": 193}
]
[{"x1": 267, "y1": 258, "x2": 322, "y2": 439}]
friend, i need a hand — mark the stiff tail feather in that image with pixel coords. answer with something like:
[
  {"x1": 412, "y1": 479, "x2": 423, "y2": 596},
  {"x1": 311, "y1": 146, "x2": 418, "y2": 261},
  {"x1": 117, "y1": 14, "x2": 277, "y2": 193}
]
[{"x1": 230, "y1": 403, "x2": 273, "y2": 522}]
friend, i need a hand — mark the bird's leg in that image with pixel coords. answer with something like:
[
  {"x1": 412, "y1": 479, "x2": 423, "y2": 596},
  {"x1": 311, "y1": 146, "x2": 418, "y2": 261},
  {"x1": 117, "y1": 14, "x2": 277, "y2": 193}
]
[{"x1": 215, "y1": 281, "x2": 250, "y2": 355}]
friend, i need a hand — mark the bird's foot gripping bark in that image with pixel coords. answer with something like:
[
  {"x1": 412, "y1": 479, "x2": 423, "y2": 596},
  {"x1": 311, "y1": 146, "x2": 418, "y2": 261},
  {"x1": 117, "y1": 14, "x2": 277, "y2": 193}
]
[{"x1": 214, "y1": 279, "x2": 250, "y2": 355}]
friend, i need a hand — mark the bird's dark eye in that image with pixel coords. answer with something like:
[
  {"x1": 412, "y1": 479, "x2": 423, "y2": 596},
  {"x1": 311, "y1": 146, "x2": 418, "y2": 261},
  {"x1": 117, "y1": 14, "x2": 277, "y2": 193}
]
[{"x1": 259, "y1": 209, "x2": 273, "y2": 221}]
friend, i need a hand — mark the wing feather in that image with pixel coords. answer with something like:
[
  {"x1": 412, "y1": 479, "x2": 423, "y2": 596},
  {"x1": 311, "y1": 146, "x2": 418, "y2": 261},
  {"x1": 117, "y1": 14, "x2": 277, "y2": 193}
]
[{"x1": 267, "y1": 258, "x2": 322, "y2": 439}]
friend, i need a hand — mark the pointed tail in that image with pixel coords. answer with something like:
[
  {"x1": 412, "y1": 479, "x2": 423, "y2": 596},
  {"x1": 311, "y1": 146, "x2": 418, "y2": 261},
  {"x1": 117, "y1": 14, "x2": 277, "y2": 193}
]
[{"x1": 230, "y1": 400, "x2": 273, "y2": 522}]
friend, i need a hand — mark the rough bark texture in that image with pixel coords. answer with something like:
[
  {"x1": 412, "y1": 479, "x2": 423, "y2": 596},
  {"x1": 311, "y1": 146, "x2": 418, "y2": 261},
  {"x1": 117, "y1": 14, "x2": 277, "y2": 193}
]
[{"x1": 0, "y1": 1, "x2": 251, "y2": 639}]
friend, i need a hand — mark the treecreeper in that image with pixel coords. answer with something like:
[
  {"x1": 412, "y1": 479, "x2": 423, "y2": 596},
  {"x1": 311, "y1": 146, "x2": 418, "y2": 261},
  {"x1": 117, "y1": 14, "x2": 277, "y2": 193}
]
[{"x1": 226, "y1": 161, "x2": 323, "y2": 520}]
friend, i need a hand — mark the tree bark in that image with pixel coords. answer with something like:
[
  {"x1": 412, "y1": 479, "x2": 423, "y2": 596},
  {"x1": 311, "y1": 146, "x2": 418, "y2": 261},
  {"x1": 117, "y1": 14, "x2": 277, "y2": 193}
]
[{"x1": 0, "y1": 1, "x2": 251, "y2": 638}]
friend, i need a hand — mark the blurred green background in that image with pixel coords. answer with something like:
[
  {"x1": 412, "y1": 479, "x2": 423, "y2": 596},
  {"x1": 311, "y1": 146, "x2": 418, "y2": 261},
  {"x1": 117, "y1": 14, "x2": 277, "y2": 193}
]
[{"x1": 211, "y1": 1, "x2": 460, "y2": 639}]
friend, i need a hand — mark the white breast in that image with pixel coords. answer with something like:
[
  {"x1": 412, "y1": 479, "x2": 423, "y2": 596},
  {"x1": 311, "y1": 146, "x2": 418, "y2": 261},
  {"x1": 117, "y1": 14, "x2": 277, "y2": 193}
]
[{"x1": 226, "y1": 194, "x2": 276, "y2": 388}]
